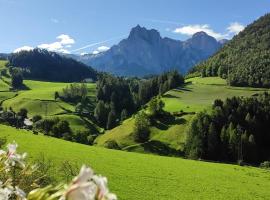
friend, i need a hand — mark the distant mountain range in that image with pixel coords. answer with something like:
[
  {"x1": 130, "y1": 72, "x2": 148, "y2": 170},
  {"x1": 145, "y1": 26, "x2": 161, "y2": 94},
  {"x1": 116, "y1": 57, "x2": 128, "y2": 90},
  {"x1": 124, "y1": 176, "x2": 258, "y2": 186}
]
[{"x1": 73, "y1": 25, "x2": 228, "y2": 76}]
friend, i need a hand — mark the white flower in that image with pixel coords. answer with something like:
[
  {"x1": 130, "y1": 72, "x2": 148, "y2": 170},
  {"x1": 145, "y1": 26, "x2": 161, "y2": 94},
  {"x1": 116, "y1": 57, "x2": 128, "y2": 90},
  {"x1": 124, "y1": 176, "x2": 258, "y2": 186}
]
[
  {"x1": 64, "y1": 182, "x2": 97, "y2": 200},
  {"x1": 62, "y1": 165, "x2": 96, "y2": 200},
  {"x1": 7, "y1": 142, "x2": 17, "y2": 157},
  {"x1": 93, "y1": 175, "x2": 117, "y2": 200},
  {"x1": 0, "y1": 150, "x2": 6, "y2": 155},
  {"x1": 93, "y1": 175, "x2": 109, "y2": 200},
  {"x1": 5, "y1": 142, "x2": 26, "y2": 168},
  {"x1": 14, "y1": 186, "x2": 26, "y2": 200},
  {"x1": 0, "y1": 187, "x2": 12, "y2": 200},
  {"x1": 72, "y1": 165, "x2": 94, "y2": 184}
]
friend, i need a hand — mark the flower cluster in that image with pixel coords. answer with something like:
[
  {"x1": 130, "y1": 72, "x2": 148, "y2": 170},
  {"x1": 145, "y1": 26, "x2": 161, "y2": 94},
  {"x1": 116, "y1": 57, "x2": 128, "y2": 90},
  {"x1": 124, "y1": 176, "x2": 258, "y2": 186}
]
[
  {"x1": 0, "y1": 141, "x2": 27, "y2": 200},
  {"x1": 61, "y1": 165, "x2": 117, "y2": 200},
  {"x1": 0, "y1": 142, "x2": 117, "y2": 200}
]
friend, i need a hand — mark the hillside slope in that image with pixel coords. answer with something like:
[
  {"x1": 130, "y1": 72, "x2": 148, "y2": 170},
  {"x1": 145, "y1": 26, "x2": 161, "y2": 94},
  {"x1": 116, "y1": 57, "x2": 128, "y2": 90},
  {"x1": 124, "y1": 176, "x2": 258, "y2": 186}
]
[
  {"x1": 191, "y1": 13, "x2": 270, "y2": 87},
  {"x1": 1, "y1": 124, "x2": 270, "y2": 200},
  {"x1": 0, "y1": 60, "x2": 100, "y2": 133},
  {"x1": 9, "y1": 49, "x2": 97, "y2": 82},
  {"x1": 96, "y1": 77, "x2": 269, "y2": 153}
]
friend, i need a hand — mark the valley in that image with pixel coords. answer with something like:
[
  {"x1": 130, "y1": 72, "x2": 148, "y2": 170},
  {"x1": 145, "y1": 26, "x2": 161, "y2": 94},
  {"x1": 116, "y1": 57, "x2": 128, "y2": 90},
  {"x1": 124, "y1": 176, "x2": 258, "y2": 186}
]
[{"x1": 0, "y1": 3, "x2": 270, "y2": 199}]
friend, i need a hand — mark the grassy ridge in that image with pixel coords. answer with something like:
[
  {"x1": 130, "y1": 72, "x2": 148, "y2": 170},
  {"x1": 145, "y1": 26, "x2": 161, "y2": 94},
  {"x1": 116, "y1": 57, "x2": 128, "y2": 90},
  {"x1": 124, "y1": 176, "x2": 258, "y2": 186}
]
[
  {"x1": 96, "y1": 77, "x2": 269, "y2": 153},
  {"x1": 162, "y1": 77, "x2": 269, "y2": 113},
  {"x1": 0, "y1": 124, "x2": 270, "y2": 200},
  {"x1": 0, "y1": 60, "x2": 98, "y2": 132}
]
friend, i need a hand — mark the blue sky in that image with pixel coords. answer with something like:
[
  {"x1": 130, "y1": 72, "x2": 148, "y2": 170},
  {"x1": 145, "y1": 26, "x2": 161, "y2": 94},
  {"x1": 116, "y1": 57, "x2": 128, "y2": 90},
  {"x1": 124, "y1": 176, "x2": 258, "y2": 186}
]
[{"x1": 0, "y1": 0, "x2": 269, "y2": 54}]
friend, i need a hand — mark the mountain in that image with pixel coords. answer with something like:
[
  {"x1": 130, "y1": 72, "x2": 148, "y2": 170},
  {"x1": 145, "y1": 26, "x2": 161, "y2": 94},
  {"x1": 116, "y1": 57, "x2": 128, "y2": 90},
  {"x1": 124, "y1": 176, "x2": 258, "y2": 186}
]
[
  {"x1": 0, "y1": 53, "x2": 9, "y2": 60},
  {"x1": 190, "y1": 13, "x2": 270, "y2": 88},
  {"x1": 9, "y1": 48, "x2": 97, "y2": 82},
  {"x1": 76, "y1": 25, "x2": 225, "y2": 76}
]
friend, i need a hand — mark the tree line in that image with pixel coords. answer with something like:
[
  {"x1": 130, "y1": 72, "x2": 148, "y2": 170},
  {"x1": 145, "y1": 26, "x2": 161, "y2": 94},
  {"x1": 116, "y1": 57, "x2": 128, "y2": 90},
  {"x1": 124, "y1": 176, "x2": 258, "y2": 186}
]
[
  {"x1": 185, "y1": 93, "x2": 270, "y2": 164},
  {"x1": 189, "y1": 13, "x2": 270, "y2": 88},
  {"x1": 8, "y1": 48, "x2": 97, "y2": 82},
  {"x1": 94, "y1": 70, "x2": 184, "y2": 130}
]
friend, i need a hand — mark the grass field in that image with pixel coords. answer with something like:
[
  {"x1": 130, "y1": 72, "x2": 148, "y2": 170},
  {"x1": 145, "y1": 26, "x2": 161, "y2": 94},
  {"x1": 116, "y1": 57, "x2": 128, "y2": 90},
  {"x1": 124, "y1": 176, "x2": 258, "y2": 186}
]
[
  {"x1": 96, "y1": 77, "x2": 269, "y2": 153},
  {"x1": 0, "y1": 60, "x2": 98, "y2": 132},
  {"x1": 162, "y1": 77, "x2": 269, "y2": 113},
  {"x1": 0, "y1": 124, "x2": 270, "y2": 200}
]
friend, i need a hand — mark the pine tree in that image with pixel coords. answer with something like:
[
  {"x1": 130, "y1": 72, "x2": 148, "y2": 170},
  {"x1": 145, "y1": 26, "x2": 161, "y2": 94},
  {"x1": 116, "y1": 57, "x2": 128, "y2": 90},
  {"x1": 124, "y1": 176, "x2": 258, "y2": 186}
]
[
  {"x1": 120, "y1": 109, "x2": 128, "y2": 121},
  {"x1": 207, "y1": 122, "x2": 219, "y2": 159},
  {"x1": 94, "y1": 101, "x2": 109, "y2": 127},
  {"x1": 106, "y1": 110, "x2": 117, "y2": 130}
]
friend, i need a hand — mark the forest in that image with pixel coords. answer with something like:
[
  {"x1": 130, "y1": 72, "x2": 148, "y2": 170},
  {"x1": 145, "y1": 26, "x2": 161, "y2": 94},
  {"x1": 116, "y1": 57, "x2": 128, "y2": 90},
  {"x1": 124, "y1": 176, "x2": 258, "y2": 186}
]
[
  {"x1": 8, "y1": 49, "x2": 97, "y2": 82},
  {"x1": 190, "y1": 13, "x2": 270, "y2": 88},
  {"x1": 185, "y1": 92, "x2": 270, "y2": 164},
  {"x1": 94, "y1": 70, "x2": 184, "y2": 129}
]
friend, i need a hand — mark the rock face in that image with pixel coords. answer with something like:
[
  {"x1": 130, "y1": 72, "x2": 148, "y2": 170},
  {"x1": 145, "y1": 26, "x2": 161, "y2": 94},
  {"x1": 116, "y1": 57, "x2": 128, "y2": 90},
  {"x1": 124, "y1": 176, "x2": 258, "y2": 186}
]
[{"x1": 77, "y1": 25, "x2": 225, "y2": 76}]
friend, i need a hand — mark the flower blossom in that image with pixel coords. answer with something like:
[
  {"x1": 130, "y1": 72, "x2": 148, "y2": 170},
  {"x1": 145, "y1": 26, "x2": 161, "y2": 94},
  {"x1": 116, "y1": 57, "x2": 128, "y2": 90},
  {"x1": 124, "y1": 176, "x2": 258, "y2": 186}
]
[
  {"x1": 5, "y1": 142, "x2": 27, "y2": 169},
  {"x1": 62, "y1": 165, "x2": 117, "y2": 200}
]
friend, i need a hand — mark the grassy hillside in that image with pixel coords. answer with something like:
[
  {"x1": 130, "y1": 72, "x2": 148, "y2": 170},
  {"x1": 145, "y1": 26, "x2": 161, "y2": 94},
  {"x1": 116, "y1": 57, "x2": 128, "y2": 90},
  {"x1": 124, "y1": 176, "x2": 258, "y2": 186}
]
[
  {"x1": 0, "y1": 60, "x2": 100, "y2": 133},
  {"x1": 0, "y1": 124, "x2": 270, "y2": 200},
  {"x1": 162, "y1": 77, "x2": 269, "y2": 112},
  {"x1": 190, "y1": 13, "x2": 270, "y2": 87},
  {"x1": 96, "y1": 77, "x2": 269, "y2": 153}
]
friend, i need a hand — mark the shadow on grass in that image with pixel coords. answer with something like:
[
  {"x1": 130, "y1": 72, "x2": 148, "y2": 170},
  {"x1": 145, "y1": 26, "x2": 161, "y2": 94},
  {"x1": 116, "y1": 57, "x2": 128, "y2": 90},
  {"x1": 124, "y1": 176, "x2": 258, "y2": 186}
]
[
  {"x1": 162, "y1": 93, "x2": 178, "y2": 98},
  {"x1": 80, "y1": 116, "x2": 100, "y2": 135},
  {"x1": 151, "y1": 113, "x2": 187, "y2": 130},
  {"x1": 142, "y1": 140, "x2": 184, "y2": 156}
]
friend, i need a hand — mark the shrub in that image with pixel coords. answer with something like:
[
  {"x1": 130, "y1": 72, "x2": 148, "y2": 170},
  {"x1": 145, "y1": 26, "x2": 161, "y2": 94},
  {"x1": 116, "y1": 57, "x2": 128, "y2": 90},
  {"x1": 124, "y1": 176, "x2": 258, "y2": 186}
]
[
  {"x1": 260, "y1": 161, "x2": 270, "y2": 169},
  {"x1": 133, "y1": 111, "x2": 150, "y2": 143},
  {"x1": 104, "y1": 140, "x2": 120, "y2": 150},
  {"x1": 32, "y1": 115, "x2": 42, "y2": 123}
]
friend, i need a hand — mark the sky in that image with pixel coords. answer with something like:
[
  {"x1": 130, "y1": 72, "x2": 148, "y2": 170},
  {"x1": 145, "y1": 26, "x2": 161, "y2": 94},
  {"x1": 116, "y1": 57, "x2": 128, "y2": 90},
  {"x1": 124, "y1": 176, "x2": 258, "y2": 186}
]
[{"x1": 0, "y1": 0, "x2": 269, "y2": 55}]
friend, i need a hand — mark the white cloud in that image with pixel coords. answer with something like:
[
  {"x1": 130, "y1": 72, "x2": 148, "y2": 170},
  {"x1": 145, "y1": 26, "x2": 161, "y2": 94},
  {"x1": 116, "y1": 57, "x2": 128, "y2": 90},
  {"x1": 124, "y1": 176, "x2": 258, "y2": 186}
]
[
  {"x1": 173, "y1": 22, "x2": 245, "y2": 39},
  {"x1": 91, "y1": 46, "x2": 110, "y2": 55},
  {"x1": 37, "y1": 34, "x2": 75, "y2": 54},
  {"x1": 174, "y1": 24, "x2": 226, "y2": 39},
  {"x1": 97, "y1": 46, "x2": 110, "y2": 52},
  {"x1": 227, "y1": 22, "x2": 244, "y2": 34},
  {"x1": 57, "y1": 34, "x2": 75, "y2": 45},
  {"x1": 92, "y1": 50, "x2": 99, "y2": 55},
  {"x1": 13, "y1": 46, "x2": 34, "y2": 53}
]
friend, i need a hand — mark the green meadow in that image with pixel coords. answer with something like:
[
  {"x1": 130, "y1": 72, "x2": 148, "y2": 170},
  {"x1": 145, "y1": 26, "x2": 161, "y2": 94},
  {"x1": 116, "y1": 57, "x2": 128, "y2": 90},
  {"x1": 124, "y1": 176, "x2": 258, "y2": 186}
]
[
  {"x1": 0, "y1": 60, "x2": 98, "y2": 132},
  {"x1": 162, "y1": 77, "x2": 269, "y2": 113},
  {"x1": 96, "y1": 77, "x2": 269, "y2": 153},
  {"x1": 0, "y1": 124, "x2": 270, "y2": 200}
]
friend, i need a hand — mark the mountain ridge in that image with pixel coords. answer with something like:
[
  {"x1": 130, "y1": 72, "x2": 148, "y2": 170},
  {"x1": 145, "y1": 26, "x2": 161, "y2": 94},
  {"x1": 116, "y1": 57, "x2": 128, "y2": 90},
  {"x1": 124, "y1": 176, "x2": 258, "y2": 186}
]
[{"x1": 75, "y1": 25, "x2": 227, "y2": 76}]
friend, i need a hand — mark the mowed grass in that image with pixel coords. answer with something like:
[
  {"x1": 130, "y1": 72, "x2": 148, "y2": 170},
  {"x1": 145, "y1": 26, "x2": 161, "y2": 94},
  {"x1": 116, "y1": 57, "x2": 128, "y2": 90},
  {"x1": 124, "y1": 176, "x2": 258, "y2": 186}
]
[
  {"x1": 162, "y1": 77, "x2": 269, "y2": 113},
  {"x1": 0, "y1": 124, "x2": 270, "y2": 200}
]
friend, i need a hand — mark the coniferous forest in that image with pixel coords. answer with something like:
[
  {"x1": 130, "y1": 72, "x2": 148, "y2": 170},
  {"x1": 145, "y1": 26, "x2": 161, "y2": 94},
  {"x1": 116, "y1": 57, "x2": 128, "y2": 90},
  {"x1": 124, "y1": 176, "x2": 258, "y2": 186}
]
[{"x1": 190, "y1": 13, "x2": 270, "y2": 87}]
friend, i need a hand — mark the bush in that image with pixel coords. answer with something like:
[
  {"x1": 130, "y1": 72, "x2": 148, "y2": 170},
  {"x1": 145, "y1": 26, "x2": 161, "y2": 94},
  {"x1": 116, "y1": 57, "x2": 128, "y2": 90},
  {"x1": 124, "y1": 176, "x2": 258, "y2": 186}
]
[
  {"x1": 104, "y1": 140, "x2": 121, "y2": 150},
  {"x1": 260, "y1": 161, "x2": 270, "y2": 169},
  {"x1": 32, "y1": 115, "x2": 42, "y2": 123},
  {"x1": 133, "y1": 111, "x2": 150, "y2": 143}
]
